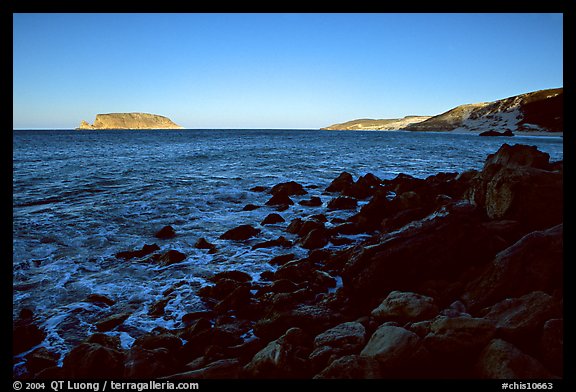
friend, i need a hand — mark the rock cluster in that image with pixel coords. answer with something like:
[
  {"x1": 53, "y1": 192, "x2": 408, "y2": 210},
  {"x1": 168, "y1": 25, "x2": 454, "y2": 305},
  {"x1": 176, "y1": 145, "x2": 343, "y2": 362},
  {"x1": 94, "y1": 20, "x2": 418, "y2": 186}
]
[{"x1": 15, "y1": 144, "x2": 562, "y2": 379}]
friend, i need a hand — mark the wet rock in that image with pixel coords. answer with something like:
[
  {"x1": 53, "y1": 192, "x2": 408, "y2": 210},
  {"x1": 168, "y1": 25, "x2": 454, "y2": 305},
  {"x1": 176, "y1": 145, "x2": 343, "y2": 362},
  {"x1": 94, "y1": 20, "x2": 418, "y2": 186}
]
[
  {"x1": 252, "y1": 236, "x2": 293, "y2": 250},
  {"x1": 265, "y1": 192, "x2": 295, "y2": 206},
  {"x1": 164, "y1": 359, "x2": 241, "y2": 379},
  {"x1": 198, "y1": 279, "x2": 241, "y2": 301},
  {"x1": 220, "y1": 224, "x2": 260, "y2": 241},
  {"x1": 360, "y1": 325, "x2": 421, "y2": 368},
  {"x1": 268, "y1": 253, "x2": 296, "y2": 266},
  {"x1": 440, "y1": 300, "x2": 470, "y2": 318},
  {"x1": 347, "y1": 189, "x2": 390, "y2": 232},
  {"x1": 371, "y1": 291, "x2": 438, "y2": 322},
  {"x1": 115, "y1": 243, "x2": 160, "y2": 260},
  {"x1": 261, "y1": 213, "x2": 285, "y2": 225},
  {"x1": 95, "y1": 312, "x2": 131, "y2": 332},
  {"x1": 299, "y1": 196, "x2": 323, "y2": 207},
  {"x1": 182, "y1": 311, "x2": 214, "y2": 326},
  {"x1": 479, "y1": 129, "x2": 515, "y2": 137},
  {"x1": 309, "y1": 321, "x2": 366, "y2": 371},
  {"x1": 462, "y1": 224, "x2": 562, "y2": 311},
  {"x1": 148, "y1": 295, "x2": 175, "y2": 317},
  {"x1": 483, "y1": 291, "x2": 560, "y2": 343},
  {"x1": 85, "y1": 294, "x2": 116, "y2": 307},
  {"x1": 270, "y1": 181, "x2": 307, "y2": 196},
  {"x1": 133, "y1": 333, "x2": 182, "y2": 352},
  {"x1": 62, "y1": 340, "x2": 125, "y2": 378},
  {"x1": 250, "y1": 186, "x2": 268, "y2": 192},
  {"x1": 273, "y1": 259, "x2": 313, "y2": 283},
  {"x1": 286, "y1": 218, "x2": 304, "y2": 234},
  {"x1": 13, "y1": 310, "x2": 46, "y2": 354},
  {"x1": 242, "y1": 204, "x2": 260, "y2": 211},
  {"x1": 243, "y1": 327, "x2": 311, "y2": 378},
  {"x1": 300, "y1": 228, "x2": 329, "y2": 250},
  {"x1": 155, "y1": 225, "x2": 176, "y2": 239},
  {"x1": 541, "y1": 319, "x2": 563, "y2": 376},
  {"x1": 326, "y1": 172, "x2": 354, "y2": 193},
  {"x1": 210, "y1": 270, "x2": 253, "y2": 284},
  {"x1": 124, "y1": 345, "x2": 178, "y2": 378},
  {"x1": 473, "y1": 339, "x2": 553, "y2": 379},
  {"x1": 24, "y1": 347, "x2": 59, "y2": 377},
  {"x1": 327, "y1": 196, "x2": 358, "y2": 210},
  {"x1": 314, "y1": 354, "x2": 383, "y2": 379},
  {"x1": 253, "y1": 304, "x2": 342, "y2": 342},
  {"x1": 157, "y1": 250, "x2": 187, "y2": 266},
  {"x1": 423, "y1": 316, "x2": 496, "y2": 356},
  {"x1": 213, "y1": 286, "x2": 253, "y2": 313},
  {"x1": 194, "y1": 237, "x2": 217, "y2": 253}
]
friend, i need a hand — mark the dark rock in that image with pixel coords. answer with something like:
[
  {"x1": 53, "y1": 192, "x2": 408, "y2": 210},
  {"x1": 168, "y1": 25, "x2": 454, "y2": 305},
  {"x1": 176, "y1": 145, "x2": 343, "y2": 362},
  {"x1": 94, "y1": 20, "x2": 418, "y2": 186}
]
[
  {"x1": 268, "y1": 253, "x2": 297, "y2": 266},
  {"x1": 370, "y1": 291, "x2": 438, "y2": 323},
  {"x1": 164, "y1": 359, "x2": 241, "y2": 379},
  {"x1": 13, "y1": 311, "x2": 46, "y2": 354},
  {"x1": 342, "y1": 202, "x2": 504, "y2": 302},
  {"x1": 286, "y1": 218, "x2": 304, "y2": 234},
  {"x1": 462, "y1": 224, "x2": 562, "y2": 311},
  {"x1": 243, "y1": 327, "x2": 311, "y2": 378},
  {"x1": 198, "y1": 279, "x2": 241, "y2": 301},
  {"x1": 24, "y1": 347, "x2": 59, "y2": 377},
  {"x1": 133, "y1": 333, "x2": 182, "y2": 352},
  {"x1": 85, "y1": 332, "x2": 122, "y2": 349},
  {"x1": 242, "y1": 204, "x2": 260, "y2": 211},
  {"x1": 326, "y1": 172, "x2": 354, "y2": 193},
  {"x1": 250, "y1": 186, "x2": 268, "y2": 192},
  {"x1": 360, "y1": 325, "x2": 421, "y2": 368},
  {"x1": 473, "y1": 339, "x2": 553, "y2": 379},
  {"x1": 540, "y1": 319, "x2": 562, "y2": 376},
  {"x1": 210, "y1": 270, "x2": 253, "y2": 284},
  {"x1": 327, "y1": 196, "x2": 358, "y2": 210},
  {"x1": 124, "y1": 345, "x2": 178, "y2": 378},
  {"x1": 220, "y1": 225, "x2": 260, "y2": 241},
  {"x1": 314, "y1": 354, "x2": 383, "y2": 379},
  {"x1": 273, "y1": 259, "x2": 313, "y2": 283},
  {"x1": 252, "y1": 236, "x2": 293, "y2": 250},
  {"x1": 466, "y1": 144, "x2": 561, "y2": 230},
  {"x1": 309, "y1": 321, "x2": 366, "y2": 371},
  {"x1": 300, "y1": 228, "x2": 329, "y2": 250},
  {"x1": 309, "y1": 213, "x2": 328, "y2": 222},
  {"x1": 62, "y1": 341, "x2": 125, "y2": 378},
  {"x1": 213, "y1": 286, "x2": 253, "y2": 313},
  {"x1": 157, "y1": 250, "x2": 187, "y2": 266},
  {"x1": 483, "y1": 291, "x2": 560, "y2": 344},
  {"x1": 270, "y1": 181, "x2": 307, "y2": 196},
  {"x1": 299, "y1": 196, "x2": 323, "y2": 207},
  {"x1": 423, "y1": 316, "x2": 496, "y2": 356},
  {"x1": 253, "y1": 304, "x2": 342, "y2": 342},
  {"x1": 194, "y1": 238, "x2": 217, "y2": 254},
  {"x1": 115, "y1": 243, "x2": 160, "y2": 260},
  {"x1": 148, "y1": 296, "x2": 175, "y2": 317},
  {"x1": 182, "y1": 311, "x2": 214, "y2": 325},
  {"x1": 479, "y1": 130, "x2": 515, "y2": 136},
  {"x1": 261, "y1": 213, "x2": 285, "y2": 225},
  {"x1": 95, "y1": 313, "x2": 131, "y2": 332},
  {"x1": 265, "y1": 193, "x2": 294, "y2": 206},
  {"x1": 85, "y1": 294, "x2": 116, "y2": 307},
  {"x1": 155, "y1": 225, "x2": 176, "y2": 239}
]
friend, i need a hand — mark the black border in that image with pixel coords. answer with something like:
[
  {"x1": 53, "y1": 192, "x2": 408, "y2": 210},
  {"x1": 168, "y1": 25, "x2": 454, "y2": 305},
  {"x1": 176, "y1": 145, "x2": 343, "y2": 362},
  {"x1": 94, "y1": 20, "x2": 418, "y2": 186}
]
[{"x1": 6, "y1": 1, "x2": 573, "y2": 390}]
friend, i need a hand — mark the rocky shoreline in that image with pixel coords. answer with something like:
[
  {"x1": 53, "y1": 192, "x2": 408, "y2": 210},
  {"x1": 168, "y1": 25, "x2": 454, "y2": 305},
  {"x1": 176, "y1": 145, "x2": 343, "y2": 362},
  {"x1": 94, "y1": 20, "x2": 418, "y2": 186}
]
[{"x1": 14, "y1": 143, "x2": 563, "y2": 379}]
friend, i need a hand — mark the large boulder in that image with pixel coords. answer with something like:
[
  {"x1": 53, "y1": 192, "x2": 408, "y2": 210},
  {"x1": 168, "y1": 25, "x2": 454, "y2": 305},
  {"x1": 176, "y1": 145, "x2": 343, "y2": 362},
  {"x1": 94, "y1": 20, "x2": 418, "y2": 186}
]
[
  {"x1": 13, "y1": 310, "x2": 46, "y2": 355},
  {"x1": 360, "y1": 325, "x2": 421, "y2": 369},
  {"x1": 243, "y1": 327, "x2": 311, "y2": 378},
  {"x1": 371, "y1": 291, "x2": 439, "y2": 323},
  {"x1": 341, "y1": 202, "x2": 505, "y2": 303},
  {"x1": 540, "y1": 319, "x2": 563, "y2": 376},
  {"x1": 270, "y1": 181, "x2": 307, "y2": 196},
  {"x1": 325, "y1": 172, "x2": 354, "y2": 193},
  {"x1": 462, "y1": 224, "x2": 562, "y2": 311},
  {"x1": 62, "y1": 339, "x2": 125, "y2": 378},
  {"x1": 473, "y1": 339, "x2": 554, "y2": 379},
  {"x1": 309, "y1": 322, "x2": 366, "y2": 371},
  {"x1": 423, "y1": 316, "x2": 496, "y2": 356},
  {"x1": 220, "y1": 225, "x2": 260, "y2": 241},
  {"x1": 164, "y1": 359, "x2": 241, "y2": 379},
  {"x1": 466, "y1": 144, "x2": 562, "y2": 230},
  {"x1": 314, "y1": 355, "x2": 383, "y2": 379}
]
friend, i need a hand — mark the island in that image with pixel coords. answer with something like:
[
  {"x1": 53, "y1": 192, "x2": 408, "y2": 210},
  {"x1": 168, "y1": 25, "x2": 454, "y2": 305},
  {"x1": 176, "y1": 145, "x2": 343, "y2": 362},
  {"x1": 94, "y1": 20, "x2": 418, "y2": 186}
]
[{"x1": 77, "y1": 113, "x2": 183, "y2": 130}]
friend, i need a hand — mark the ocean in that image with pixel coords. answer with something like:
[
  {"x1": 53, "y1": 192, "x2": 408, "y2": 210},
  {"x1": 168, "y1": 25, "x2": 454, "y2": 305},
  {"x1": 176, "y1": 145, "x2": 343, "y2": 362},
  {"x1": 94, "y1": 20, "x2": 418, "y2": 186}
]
[{"x1": 12, "y1": 129, "x2": 563, "y2": 363}]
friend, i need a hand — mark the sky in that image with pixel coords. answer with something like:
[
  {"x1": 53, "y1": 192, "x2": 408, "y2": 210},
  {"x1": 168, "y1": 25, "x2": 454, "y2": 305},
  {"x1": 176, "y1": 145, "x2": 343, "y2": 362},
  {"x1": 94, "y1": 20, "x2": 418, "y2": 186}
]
[{"x1": 13, "y1": 13, "x2": 563, "y2": 129}]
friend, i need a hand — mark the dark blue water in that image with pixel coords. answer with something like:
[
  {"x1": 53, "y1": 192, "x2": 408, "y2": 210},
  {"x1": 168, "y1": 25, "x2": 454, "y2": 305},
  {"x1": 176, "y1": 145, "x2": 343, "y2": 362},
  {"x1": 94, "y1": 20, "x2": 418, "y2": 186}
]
[{"x1": 12, "y1": 129, "x2": 563, "y2": 361}]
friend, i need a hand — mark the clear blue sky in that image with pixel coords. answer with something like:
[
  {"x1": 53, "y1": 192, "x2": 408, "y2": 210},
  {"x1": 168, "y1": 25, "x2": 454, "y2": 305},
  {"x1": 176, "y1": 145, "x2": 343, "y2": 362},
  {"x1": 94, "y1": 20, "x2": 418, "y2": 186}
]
[{"x1": 13, "y1": 13, "x2": 563, "y2": 129}]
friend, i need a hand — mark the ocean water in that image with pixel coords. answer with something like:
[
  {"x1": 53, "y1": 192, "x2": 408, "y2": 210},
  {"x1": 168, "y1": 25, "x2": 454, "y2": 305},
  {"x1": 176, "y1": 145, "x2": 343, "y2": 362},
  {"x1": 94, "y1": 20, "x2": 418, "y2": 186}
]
[{"x1": 12, "y1": 129, "x2": 563, "y2": 361}]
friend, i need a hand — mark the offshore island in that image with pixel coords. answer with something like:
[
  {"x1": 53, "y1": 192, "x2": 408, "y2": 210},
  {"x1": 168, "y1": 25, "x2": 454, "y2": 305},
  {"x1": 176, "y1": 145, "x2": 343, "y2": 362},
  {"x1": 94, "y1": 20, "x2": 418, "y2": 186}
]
[{"x1": 77, "y1": 113, "x2": 183, "y2": 130}]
